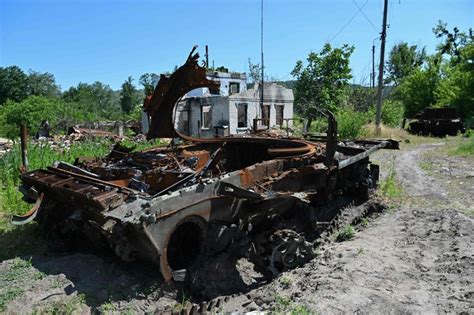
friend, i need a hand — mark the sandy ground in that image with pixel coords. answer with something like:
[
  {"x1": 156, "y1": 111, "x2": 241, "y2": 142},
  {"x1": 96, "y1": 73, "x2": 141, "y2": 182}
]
[{"x1": 0, "y1": 141, "x2": 473, "y2": 313}]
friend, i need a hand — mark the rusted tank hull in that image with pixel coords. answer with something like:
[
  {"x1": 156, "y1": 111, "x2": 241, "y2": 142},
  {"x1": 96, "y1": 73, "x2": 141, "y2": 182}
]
[
  {"x1": 18, "y1": 138, "x2": 396, "y2": 281},
  {"x1": 16, "y1": 47, "x2": 398, "y2": 282},
  {"x1": 408, "y1": 108, "x2": 465, "y2": 137}
]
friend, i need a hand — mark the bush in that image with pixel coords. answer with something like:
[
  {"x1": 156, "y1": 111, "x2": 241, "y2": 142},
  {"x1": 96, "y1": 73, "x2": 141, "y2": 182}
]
[
  {"x1": 381, "y1": 99, "x2": 405, "y2": 127},
  {"x1": 0, "y1": 96, "x2": 72, "y2": 138},
  {"x1": 367, "y1": 99, "x2": 405, "y2": 128},
  {"x1": 395, "y1": 59, "x2": 440, "y2": 118},
  {"x1": 336, "y1": 107, "x2": 369, "y2": 139}
]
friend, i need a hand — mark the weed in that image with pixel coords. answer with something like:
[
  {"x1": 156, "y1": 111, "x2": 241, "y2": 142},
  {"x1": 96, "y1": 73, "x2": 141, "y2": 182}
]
[
  {"x1": 280, "y1": 276, "x2": 291, "y2": 286},
  {"x1": 378, "y1": 164, "x2": 403, "y2": 200},
  {"x1": 0, "y1": 287, "x2": 23, "y2": 312},
  {"x1": 120, "y1": 138, "x2": 166, "y2": 152},
  {"x1": 0, "y1": 139, "x2": 111, "y2": 217},
  {"x1": 173, "y1": 292, "x2": 190, "y2": 312},
  {"x1": 274, "y1": 294, "x2": 313, "y2": 314},
  {"x1": 336, "y1": 107, "x2": 369, "y2": 139},
  {"x1": 334, "y1": 224, "x2": 355, "y2": 242},
  {"x1": 274, "y1": 294, "x2": 291, "y2": 311},
  {"x1": 419, "y1": 161, "x2": 435, "y2": 171},
  {"x1": 0, "y1": 258, "x2": 33, "y2": 282},
  {"x1": 449, "y1": 136, "x2": 474, "y2": 156},
  {"x1": 384, "y1": 204, "x2": 398, "y2": 214},
  {"x1": 356, "y1": 247, "x2": 364, "y2": 255},
  {"x1": 40, "y1": 294, "x2": 86, "y2": 314},
  {"x1": 290, "y1": 304, "x2": 312, "y2": 315},
  {"x1": 361, "y1": 217, "x2": 369, "y2": 227},
  {"x1": 101, "y1": 301, "x2": 116, "y2": 312}
]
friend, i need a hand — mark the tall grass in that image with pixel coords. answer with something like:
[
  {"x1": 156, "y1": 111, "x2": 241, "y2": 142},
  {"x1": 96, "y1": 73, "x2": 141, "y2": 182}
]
[
  {"x1": 0, "y1": 139, "x2": 112, "y2": 216},
  {"x1": 449, "y1": 135, "x2": 474, "y2": 156}
]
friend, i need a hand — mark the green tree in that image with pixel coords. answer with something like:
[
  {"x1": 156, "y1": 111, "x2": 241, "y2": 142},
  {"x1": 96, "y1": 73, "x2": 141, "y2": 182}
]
[
  {"x1": 62, "y1": 81, "x2": 118, "y2": 117},
  {"x1": 395, "y1": 57, "x2": 441, "y2": 118},
  {"x1": 433, "y1": 20, "x2": 473, "y2": 62},
  {"x1": 386, "y1": 42, "x2": 426, "y2": 85},
  {"x1": 291, "y1": 43, "x2": 354, "y2": 125},
  {"x1": 27, "y1": 70, "x2": 61, "y2": 98},
  {"x1": 348, "y1": 85, "x2": 375, "y2": 112},
  {"x1": 435, "y1": 42, "x2": 474, "y2": 122},
  {"x1": 139, "y1": 73, "x2": 159, "y2": 96},
  {"x1": 120, "y1": 76, "x2": 138, "y2": 114},
  {"x1": 0, "y1": 66, "x2": 29, "y2": 105},
  {"x1": 0, "y1": 96, "x2": 67, "y2": 138}
]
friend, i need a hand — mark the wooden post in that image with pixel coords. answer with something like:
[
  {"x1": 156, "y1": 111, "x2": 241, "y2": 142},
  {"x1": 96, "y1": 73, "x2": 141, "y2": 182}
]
[
  {"x1": 20, "y1": 124, "x2": 29, "y2": 171},
  {"x1": 375, "y1": 0, "x2": 389, "y2": 136}
]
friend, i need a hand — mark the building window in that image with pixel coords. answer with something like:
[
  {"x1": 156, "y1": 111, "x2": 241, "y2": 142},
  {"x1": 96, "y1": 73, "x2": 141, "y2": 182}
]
[
  {"x1": 229, "y1": 82, "x2": 240, "y2": 95},
  {"x1": 275, "y1": 105, "x2": 284, "y2": 126},
  {"x1": 262, "y1": 105, "x2": 270, "y2": 126},
  {"x1": 237, "y1": 103, "x2": 248, "y2": 127},
  {"x1": 209, "y1": 86, "x2": 220, "y2": 95},
  {"x1": 201, "y1": 105, "x2": 212, "y2": 129}
]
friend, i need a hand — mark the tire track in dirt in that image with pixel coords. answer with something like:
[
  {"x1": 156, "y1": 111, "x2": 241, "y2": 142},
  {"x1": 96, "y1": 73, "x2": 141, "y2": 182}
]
[{"x1": 394, "y1": 143, "x2": 447, "y2": 199}]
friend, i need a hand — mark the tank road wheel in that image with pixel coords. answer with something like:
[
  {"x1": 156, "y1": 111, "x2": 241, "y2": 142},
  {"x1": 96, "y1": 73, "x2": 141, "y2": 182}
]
[{"x1": 165, "y1": 216, "x2": 208, "y2": 281}]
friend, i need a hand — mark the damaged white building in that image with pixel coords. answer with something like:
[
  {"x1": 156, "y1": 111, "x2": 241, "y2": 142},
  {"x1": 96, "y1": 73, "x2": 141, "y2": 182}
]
[{"x1": 174, "y1": 71, "x2": 294, "y2": 137}]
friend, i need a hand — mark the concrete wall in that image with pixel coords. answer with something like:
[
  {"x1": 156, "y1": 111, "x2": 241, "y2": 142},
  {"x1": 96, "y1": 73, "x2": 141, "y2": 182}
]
[
  {"x1": 176, "y1": 83, "x2": 294, "y2": 137},
  {"x1": 229, "y1": 83, "x2": 294, "y2": 132},
  {"x1": 186, "y1": 71, "x2": 247, "y2": 97},
  {"x1": 175, "y1": 96, "x2": 229, "y2": 137}
]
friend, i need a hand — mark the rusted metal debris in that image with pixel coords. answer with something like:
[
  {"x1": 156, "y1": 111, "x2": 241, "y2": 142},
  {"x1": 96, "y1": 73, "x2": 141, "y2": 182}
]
[
  {"x1": 409, "y1": 108, "x2": 465, "y2": 137},
  {"x1": 16, "y1": 47, "x2": 399, "y2": 282}
]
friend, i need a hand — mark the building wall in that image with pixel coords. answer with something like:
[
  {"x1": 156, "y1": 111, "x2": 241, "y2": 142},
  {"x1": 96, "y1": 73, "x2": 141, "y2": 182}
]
[
  {"x1": 176, "y1": 83, "x2": 294, "y2": 137},
  {"x1": 229, "y1": 83, "x2": 294, "y2": 133},
  {"x1": 176, "y1": 96, "x2": 230, "y2": 137},
  {"x1": 186, "y1": 71, "x2": 247, "y2": 97}
]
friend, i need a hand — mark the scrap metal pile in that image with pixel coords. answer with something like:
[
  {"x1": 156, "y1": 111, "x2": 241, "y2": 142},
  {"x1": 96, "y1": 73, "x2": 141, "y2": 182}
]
[{"x1": 14, "y1": 47, "x2": 398, "y2": 282}]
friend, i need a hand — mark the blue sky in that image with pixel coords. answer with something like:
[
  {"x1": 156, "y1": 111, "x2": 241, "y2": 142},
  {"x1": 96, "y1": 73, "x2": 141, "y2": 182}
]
[{"x1": 1, "y1": 0, "x2": 472, "y2": 91}]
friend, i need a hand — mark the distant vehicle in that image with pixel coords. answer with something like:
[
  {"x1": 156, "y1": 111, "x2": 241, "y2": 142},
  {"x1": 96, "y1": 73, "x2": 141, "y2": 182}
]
[{"x1": 408, "y1": 108, "x2": 465, "y2": 137}]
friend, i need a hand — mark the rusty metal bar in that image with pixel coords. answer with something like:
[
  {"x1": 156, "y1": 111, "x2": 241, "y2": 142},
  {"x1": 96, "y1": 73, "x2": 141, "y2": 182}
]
[{"x1": 337, "y1": 141, "x2": 388, "y2": 169}]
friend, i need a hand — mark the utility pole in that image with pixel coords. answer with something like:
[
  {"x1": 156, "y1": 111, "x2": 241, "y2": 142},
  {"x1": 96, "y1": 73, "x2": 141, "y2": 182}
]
[
  {"x1": 375, "y1": 0, "x2": 388, "y2": 135},
  {"x1": 205, "y1": 45, "x2": 209, "y2": 69},
  {"x1": 260, "y1": 0, "x2": 266, "y2": 127},
  {"x1": 371, "y1": 44, "x2": 375, "y2": 88}
]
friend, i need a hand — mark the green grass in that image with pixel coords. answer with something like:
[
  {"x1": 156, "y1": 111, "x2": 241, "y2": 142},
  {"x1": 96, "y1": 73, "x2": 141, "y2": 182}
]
[
  {"x1": 0, "y1": 138, "x2": 112, "y2": 217},
  {"x1": 274, "y1": 294, "x2": 313, "y2": 314},
  {"x1": 120, "y1": 138, "x2": 166, "y2": 152},
  {"x1": 334, "y1": 224, "x2": 356, "y2": 242},
  {"x1": 0, "y1": 287, "x2": 24, "y2": 312},
  {"x1": 378, "y1": 165, "x2": 404, "y2": 200},
  {"x1": 38, "y1": 294, "x2": 86, "y2": 314},
  {"x1": 361, "y1": 217, "x2": 369, "y2": 227},
  {"x1": 449, "y1": 136, "x2": 474, "y2": 156},
  {"x1": 0, "y1": 139, "x2": 113, "y2": 260},
  {"x1": 0, "y1": 258, "x2": 46, "y2": 311}
]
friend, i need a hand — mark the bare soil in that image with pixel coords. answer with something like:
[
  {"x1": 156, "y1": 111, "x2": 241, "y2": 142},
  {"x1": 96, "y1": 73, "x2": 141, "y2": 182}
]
[{"x1": 1, "y1": 141, "x2": 473, "y2": 313}]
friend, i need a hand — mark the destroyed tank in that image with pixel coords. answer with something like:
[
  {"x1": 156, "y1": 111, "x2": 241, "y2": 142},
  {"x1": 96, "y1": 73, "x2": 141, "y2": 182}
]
[
  {"x1": 14, "y1": 47, "x2": 398, "y2": 282},
  {"x1": 408, "y1": 107, "x2": 465, "y2": 137}
]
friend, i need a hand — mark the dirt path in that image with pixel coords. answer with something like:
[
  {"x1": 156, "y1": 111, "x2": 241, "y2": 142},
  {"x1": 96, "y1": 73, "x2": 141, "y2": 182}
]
[
  {"x1": 0, "y1": 142, "x2": 473, "y2": 313},
  {"x1": 395, "y1": 143, "x2": 447, "y2": 199}
]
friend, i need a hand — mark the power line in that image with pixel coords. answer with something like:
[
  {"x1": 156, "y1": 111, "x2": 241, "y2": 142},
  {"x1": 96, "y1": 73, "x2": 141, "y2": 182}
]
[
  {"x1": 352, "y1": 0, "x2": 379, "y2": 33},
  {"x1": 329, "y1": 0, "x2": 369, "y2": 42}
]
